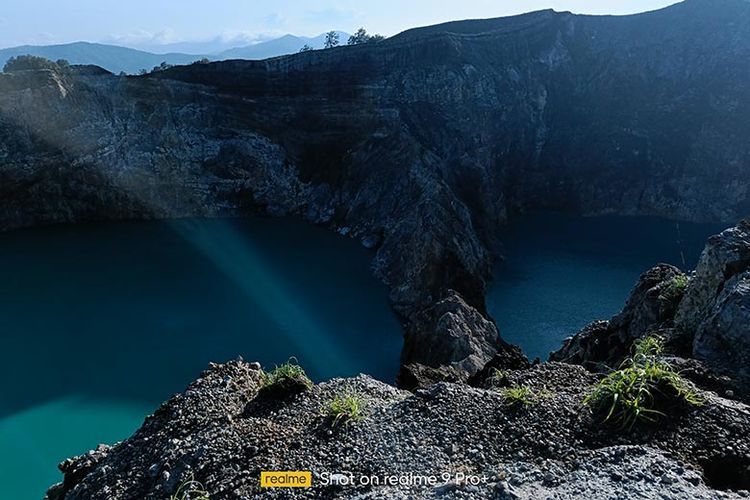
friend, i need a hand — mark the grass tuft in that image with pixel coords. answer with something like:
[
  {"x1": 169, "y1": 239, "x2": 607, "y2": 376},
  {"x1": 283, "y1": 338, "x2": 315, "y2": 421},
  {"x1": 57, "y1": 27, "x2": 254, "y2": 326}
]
[
  {"x1": 634, "y1": 334, "x2": 665, "y2": 357},
  {"x1": 260, "y1": 358, "x2": 313, "y2": 390},
  {"x1": 489, "y1": 368, "x2": 506, "y2": 387},
  {"x1": 323, "y1": 393, "x2": 364, "y2": 427},
  {"x1": 501, "y1": 385, "x2": 535, "y2": 406},
  {"x1": 170, "y1": 474, "x2": 210, "y2": 500},
  {"x1": 584, "y1": 335, "x2": 703, "y2": 430},
  {"x1": 659, "y1": 274, "x2": 689, "y2": 302}
]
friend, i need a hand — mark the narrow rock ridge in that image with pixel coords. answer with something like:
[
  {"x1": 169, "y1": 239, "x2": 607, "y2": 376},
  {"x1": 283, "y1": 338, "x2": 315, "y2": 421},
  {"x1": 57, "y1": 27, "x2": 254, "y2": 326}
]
[{"x1": 2, "y1": 0, "x2": 750, "y2": 382}]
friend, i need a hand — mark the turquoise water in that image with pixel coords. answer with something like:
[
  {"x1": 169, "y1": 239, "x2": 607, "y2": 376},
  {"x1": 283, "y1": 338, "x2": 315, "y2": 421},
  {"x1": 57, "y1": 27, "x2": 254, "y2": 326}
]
[
  {"x1": 0, "y1": 217, "x2": 402, "y2": 499},
  {"x1": 487, "y1": 214, "x2": 728, "y2": 361}
]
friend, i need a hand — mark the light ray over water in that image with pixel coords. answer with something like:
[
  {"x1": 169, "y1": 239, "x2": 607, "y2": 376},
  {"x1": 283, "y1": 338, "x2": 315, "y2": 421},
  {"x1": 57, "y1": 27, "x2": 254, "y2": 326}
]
[
  {"x1": 0, "y1": 216, "x2": 402, "y2": 499},
  {"x1": 166, "y1": 218, "x2": 358, "y2": 375}
]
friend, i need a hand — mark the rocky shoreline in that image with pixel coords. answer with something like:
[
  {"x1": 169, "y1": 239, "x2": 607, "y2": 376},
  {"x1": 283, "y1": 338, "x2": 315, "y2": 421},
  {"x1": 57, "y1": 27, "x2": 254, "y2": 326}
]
[{"x1": 46, "y1": 222, "x2": 750, "y2": 498}]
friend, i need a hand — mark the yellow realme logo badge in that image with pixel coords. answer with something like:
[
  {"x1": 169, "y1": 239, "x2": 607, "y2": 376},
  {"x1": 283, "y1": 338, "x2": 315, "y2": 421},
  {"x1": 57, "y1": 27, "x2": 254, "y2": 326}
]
[{"x1": 260, "y1": 471, "x2": 312, "y2": 488}]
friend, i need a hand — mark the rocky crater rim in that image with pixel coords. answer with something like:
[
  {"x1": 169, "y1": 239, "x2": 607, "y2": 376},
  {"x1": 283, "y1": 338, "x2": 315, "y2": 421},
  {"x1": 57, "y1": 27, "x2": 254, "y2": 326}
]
[{"x1": 1, "y1": 0, "x2": 749, "y2": 387}]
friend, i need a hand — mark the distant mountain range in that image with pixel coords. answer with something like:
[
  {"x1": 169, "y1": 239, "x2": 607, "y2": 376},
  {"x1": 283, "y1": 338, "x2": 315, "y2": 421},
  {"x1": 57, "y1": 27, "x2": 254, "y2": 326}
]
[{"x1": 0, "y1": 32, "x2": 350, "y2": 74}]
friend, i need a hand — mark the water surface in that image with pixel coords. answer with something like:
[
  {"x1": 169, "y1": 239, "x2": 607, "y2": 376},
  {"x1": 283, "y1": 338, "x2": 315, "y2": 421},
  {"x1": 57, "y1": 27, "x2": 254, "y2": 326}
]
[
  {"x1": 0, "y1": 217, "x2": 402, "y2": 499},
  {"x1": 487, "y1": 214, "x2": 727, "y2": 361}
]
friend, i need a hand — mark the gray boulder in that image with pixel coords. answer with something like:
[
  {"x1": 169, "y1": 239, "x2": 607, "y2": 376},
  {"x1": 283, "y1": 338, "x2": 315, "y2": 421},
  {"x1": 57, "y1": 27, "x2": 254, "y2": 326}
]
[
  {"x1": 675, "y1": 221, "x2": 750, "y2": 385},
  {"x1": 399, "y1": 290, "x2": 518, "y2": 388},
  {"x1": 692, "y1": 271, "x2": 750, "y2": 385}
]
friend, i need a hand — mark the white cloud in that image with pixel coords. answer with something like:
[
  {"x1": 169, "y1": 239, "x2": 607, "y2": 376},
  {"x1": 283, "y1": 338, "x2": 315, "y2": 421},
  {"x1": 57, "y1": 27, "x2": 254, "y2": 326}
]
[
  {"x1": 105, "y1": 28, "x2": 180, "y2": 47},
  {"x1": 99, "y1": 28, "x2": 286, "y2": 54},
  {"x1": 216, "y1": 30, "x2": 283, "y2": 45}
]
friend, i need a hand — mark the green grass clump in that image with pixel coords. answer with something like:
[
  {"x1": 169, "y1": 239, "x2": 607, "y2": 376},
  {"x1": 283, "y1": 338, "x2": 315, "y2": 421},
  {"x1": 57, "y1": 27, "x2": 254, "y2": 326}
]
[
  {"x1": 659, "y1": 274, "x2": 689, "y2": 302},
  {"x1": 584, "y1": 335, "x2": 703, "y2": 430},
  {"x1": 323, "y1": 393, "x2": 365, "y2": 427},
  {"x1": 634, "y1": 334, "x2": 665, "y2": 357},
  {"x1": 170, "y1": 474, "x2": 210, "y2": 500},
  {"x1": 501, "y1": 385, "x2": 535, "y2": 406},
  {"x1": 489, "y1": 368, "x2": 506, "y2": 387},
  {"x1": 261, "y1": 358, "x2": 313, "y2": 390}
]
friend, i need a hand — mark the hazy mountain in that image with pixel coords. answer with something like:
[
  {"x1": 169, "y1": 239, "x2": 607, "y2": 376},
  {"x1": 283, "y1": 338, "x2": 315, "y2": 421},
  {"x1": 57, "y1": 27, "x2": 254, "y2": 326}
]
[
  {"x1": 0, "y1": 42, "x2": 206, "y2": 75},
  {"x1": 218, "y1": 32, "x2": 349, "y2": 60},
  {"x1": 121, "y1": 38, "x2": 258, "y2": 56},
  {"x1": 0, "y1": 32, "x2": 351, "y2": 75}
]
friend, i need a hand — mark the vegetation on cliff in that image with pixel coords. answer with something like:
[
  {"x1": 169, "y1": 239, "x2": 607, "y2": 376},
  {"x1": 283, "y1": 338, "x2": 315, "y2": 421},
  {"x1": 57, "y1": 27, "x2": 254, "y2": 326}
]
[{"x1": 584, "y1": 336, "x2": 703, "y2": 430}]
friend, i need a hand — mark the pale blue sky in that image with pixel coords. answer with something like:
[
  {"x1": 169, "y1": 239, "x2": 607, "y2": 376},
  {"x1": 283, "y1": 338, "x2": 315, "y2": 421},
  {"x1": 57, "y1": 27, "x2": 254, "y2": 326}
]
[{"x1": 1, "y1": 0, "x2": 679, "y2": 51}]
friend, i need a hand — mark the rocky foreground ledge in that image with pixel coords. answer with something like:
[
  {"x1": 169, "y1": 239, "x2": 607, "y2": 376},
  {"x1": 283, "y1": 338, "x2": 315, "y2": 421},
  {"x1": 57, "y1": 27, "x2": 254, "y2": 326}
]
[
  {"x1": 47, "y1": 360, "x2": 749, "y2": 499},
  {"x1": 46, "y1": 224, "x2": 750, "y2": 499}
]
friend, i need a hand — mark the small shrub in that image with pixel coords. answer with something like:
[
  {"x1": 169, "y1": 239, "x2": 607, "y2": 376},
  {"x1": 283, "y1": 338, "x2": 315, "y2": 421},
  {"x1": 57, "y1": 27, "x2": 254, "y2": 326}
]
[
  {"x1": 151, "y1": 61, "x2": 174, "y2": 72},
  {"x1": 170, "y1": 474, "x2": 209, "y2": 500},
  {"x1": 634, "y1": 334, "x2": 664, "y2": 357},
  {"x1": 488, "y1": 368, "x2": 506, "y2": 387},
  {"x1": 659, "y1": 274, "x2": 689, "y2": 302},
  {"x1": 584, "y1": 335, "x2": 703, "y2": 430},
  {"x1": 501, "y1": 385, "x2": 535, "y2": 406},
  {"x1": 323, "y1": 393, "x2": 364, "y2": 427},
  {"x1": 261, "y1": 359, "x2": 313, "y2": 388},
  {"x1": 256, "y1": 358, "x2": 313, "y2": 400}
]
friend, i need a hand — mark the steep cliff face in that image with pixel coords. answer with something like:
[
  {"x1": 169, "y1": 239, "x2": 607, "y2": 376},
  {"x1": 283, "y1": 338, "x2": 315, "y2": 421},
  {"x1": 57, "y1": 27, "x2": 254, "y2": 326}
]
[{"x1": 1, "y1": 0, "x2": 749, "y2": 380}]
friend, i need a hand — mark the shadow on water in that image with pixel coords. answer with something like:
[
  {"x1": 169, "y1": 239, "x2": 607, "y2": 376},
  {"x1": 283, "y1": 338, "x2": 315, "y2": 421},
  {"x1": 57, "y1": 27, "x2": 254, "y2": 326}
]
[
  {"x1": 0, "y1": 217, "x2": 403, "y2": 420},
  {"x1": 486, "y1": 213, "x2": 730, "y2": 361}
]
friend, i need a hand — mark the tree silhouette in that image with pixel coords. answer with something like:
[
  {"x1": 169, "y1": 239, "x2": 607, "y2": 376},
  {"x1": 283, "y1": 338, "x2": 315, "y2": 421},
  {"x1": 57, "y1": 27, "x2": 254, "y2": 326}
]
[
  {"x1": 347, "y1": 29, "x2": 385, "y2": 45},
  {"x1": 3, "y1": 55, "x2": 59, "y2": 72},
  {"x1": 324, "y1": 31, "x2": 340, "y2": 49},
  {"x1": 348, "y1": 28, "x2": 370, "y2": 45}
]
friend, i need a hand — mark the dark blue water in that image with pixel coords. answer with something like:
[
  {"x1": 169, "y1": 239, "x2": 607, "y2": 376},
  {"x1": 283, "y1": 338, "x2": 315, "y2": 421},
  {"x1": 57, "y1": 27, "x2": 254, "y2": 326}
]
[
  {"x1": 487, "y1": 214, "x2": 728, "y2": 361},
  {"x1": 0, "y1": 217, "x2": 402, "y2": 499}
]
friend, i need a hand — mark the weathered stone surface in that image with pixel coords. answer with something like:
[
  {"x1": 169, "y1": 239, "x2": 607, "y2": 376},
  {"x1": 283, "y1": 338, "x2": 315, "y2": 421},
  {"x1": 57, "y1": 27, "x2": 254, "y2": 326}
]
[
  {"x1": 398, "y1": 290, "x2": 514, "y2": 387},
  {"x1": 46, "y1": 360, "x2": 750, "y2": 499},
  {"x1": 672, "y1": 222, "x2": 750, "y2": 386},
  {"x1": 676, "y1": 221, "x2": 750, "y2": 333},
  {"x1": 397, "y1": 363, "x2": 465, "y2": 390},
  {"x1": 45, "y1": 445, "x2": 111, "y2": 500},
  {"x1": 692, "y1": 271, "x2": 750, "y2": 385}
]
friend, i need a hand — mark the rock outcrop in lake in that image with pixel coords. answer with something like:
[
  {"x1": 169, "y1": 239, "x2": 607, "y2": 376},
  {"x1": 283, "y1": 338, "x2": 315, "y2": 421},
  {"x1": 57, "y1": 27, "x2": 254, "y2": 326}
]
[{"x1": 2, "y1": 0, "x2": 750, "y2": 382}]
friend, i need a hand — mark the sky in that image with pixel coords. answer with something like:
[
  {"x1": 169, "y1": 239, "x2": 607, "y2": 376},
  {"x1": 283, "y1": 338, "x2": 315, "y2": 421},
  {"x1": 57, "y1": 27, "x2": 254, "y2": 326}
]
[{"x1": 1, "y1": 0, "x2": 680, "y2": 51}]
